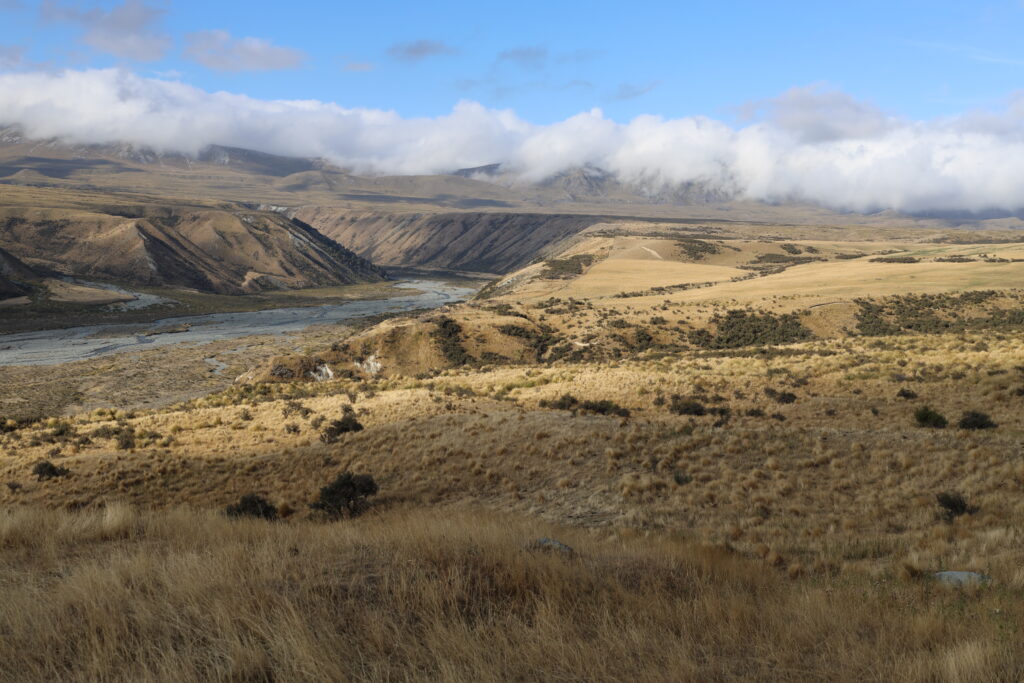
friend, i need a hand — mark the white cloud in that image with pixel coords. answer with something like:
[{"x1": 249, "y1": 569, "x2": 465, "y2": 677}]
[
  {"x1": 742, "y1": 84, "x2": 895, "y2": 142},
  {"x1": 4, "y1": 68, "x2": 1024, "y2": 214},
  {"x1": 41, "y1": 0, "x2": 171, "y2": 61},
  {"x1": 184, "y1": 30, "x2": 305, "y2": 72}
]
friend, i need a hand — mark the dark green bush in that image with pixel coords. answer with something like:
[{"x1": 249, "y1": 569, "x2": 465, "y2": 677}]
[
  {"x1": 958, "y1": 411, "x2": 997, "y2": 430},
  {"x1": 541, "y1": 255, "x2": 595, "y2": 279},
  {"x1": 690, "y1": 310, "x2": 812, "y2": 349},
  {"x1": 32, "y1": 460, "x2": 69, "y2": 481},
  {"x1": 431, "y1": 317, "x2": 474, "y2": 366},
  {"x1": 915, "y1": 406, "x2": 948, "y2": 429},
  {"x1": 115, "y1": 430, "x2": 136, "y2": 450},
  {"x1": 311, "y1": 472, "x2": 378, "y2": 518},
  {"x1": 936, "y1": 491, "x2": 977, "y2": 522},
  {"x1": 226, "y1": 494, "x2": 279, "y2": 520},
  {"x1": 765, "y1": 388, "x2": 797, "y2": 404},
  {"x1": 669, "y1": 396, "x2": 706, "y2": 416},
  {"x1": 319, "y1": 412, "x2": 364, "y2": 444},
  {"x1": 539, "y1": 394, "x2": 630, "y2": 417}
]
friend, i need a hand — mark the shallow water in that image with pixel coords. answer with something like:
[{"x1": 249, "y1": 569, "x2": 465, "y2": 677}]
[{"x1": 0, "y1": 280, "x2": 472, "y2": 367}]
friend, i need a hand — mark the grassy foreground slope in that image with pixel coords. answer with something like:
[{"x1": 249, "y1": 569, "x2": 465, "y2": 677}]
[{"x1": 1, "y1": 506, "x2": 1019, "y2": 681}]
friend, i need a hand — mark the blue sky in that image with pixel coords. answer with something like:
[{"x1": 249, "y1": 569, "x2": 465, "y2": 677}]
[{"x1": 3, "y1": 0, "x2": 1024, "y2": 124}]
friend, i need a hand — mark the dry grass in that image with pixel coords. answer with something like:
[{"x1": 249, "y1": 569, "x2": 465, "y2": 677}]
[
  {"x1": 3, "y1": 330, "x2": 1023, "y2": 585},
  {"x1": 1, "y1": 505, "x2": 1021, "y2": 682}
]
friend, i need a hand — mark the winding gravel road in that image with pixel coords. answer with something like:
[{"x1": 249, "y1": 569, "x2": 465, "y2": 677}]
[{"x1": 0, "y1": 280, "x2": 473, "y2": 367}]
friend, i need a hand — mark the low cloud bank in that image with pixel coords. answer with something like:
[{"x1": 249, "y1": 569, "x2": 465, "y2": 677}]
[{"x1": 3, "y1": 68, "x2": 1024, "y2": 213}]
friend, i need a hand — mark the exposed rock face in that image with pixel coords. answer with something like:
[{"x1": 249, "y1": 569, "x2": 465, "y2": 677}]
[
  {"x1": 0, "y1": 207, "x2": 387, "y2": 294},
  {"x1": 296, "y1": 209, "x2": 602, "y2": 274}
]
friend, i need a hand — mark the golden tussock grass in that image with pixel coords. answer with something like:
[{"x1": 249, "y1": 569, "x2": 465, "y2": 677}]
[{"x1": 1, "y1": 504, "x2": 1021, "y2": 682}]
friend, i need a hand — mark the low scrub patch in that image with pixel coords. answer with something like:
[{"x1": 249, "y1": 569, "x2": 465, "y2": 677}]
[{"x1": 914, "y1": 406, "x2": 948, "y2": 429}]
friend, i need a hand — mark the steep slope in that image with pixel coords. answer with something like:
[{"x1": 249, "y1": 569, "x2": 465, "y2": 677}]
[
  {"x1": 0, "y1": 246, "x2": 37, "y2": 298},
  {"x1": 295, "y1": 209, "x2": 603, "y2": 274},
  {"x1": 0, "y1": 206, "x2": 387, "y2": 294}
]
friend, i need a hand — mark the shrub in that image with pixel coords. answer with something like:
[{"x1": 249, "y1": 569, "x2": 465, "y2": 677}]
[
  {"x1": 936, "y1": 491, "x2": 977, "y2": 522},
  {"x1": 311, "y1": 472, "x2": 378, "y2": 518},
  {"x1": 431, "y1": 316, "x2": 474, "y2": 366},
  {"x1": 958, "y1": 411, "x2": 997, "y2": 430},
  {"x1": 225, "y1": 494, "x2": 279, "y2": 521},
  {"x1": 669, "y1": 396, "x2": 706, "y2": 416},
  {"x1": 915, "y1": 406, "x2": 948, "y2": 429},
  {"x1": 32, "y1": 460, "x2": 69, "y2": 481},
  {"x1": 578, "y1": 400, "x2": 630, "y2": 418},
  {"x1": 319, "y1": 412, "x2": 364, "y2": 444},
  {"x1": 539, "y1": 394, "x2": 630, "y2": 417},
  {"x1": 116, "y1": 429, "x2": 136, "y2": 450},
  {"x1": 765, "y1": 388, "x2": 797, "y2": 404},
  {"x1": 869, "y1": 256, "x2": 920, "y2": 263},
  {"x1": 541, "y1": 254, "x2": 595, "y2": 279},
  {"x1": 690, "y1": 310, "x2": 813, "y2": 349},
  {"x1": 540, "y1": 394, "x2": 579, "y2": 411}
]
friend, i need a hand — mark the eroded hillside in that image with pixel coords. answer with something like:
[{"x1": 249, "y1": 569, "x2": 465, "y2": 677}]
[
  {"x1": 295, "y1": 208, "x2": 604, "y2": 274},
  {"x1": 0, "y1": 187, "x2": 387, "y2": 295}
]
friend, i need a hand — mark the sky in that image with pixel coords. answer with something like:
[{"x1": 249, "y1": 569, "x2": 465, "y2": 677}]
[{"x1": 4, "y1": 1, "x2": 1024, "y2": 213}]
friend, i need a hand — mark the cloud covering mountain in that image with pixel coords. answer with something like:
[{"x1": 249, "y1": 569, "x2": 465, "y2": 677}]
[{"x1": 4, "y1": 68, "x2": 1024, "y2": 214}]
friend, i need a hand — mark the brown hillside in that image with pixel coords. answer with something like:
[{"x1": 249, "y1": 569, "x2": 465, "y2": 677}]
[{"x1": 0, "y1": 204, "x2": 387, "y2": 294}]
